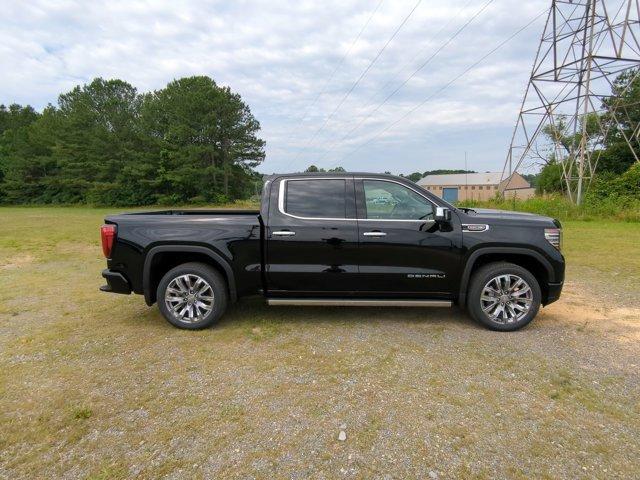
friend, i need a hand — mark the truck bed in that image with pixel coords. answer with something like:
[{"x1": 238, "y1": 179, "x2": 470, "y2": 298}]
[
  {"x1": 113, "y1": 209, "x2": 260, "y2": 216},
  {"x1": 104, "y1": 209, "x2": 263, "y2": 301},
  {"x1": 105, "y1": 209, "x2": 261, "y2": 227}
]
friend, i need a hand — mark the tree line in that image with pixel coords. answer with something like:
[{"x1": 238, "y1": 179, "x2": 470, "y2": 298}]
[
  {"x1": 2, "y1": 71, "x2": 637, "y2": 207},
  {"x1": 0, "y1": 76, "x2": 265, "y2": 206}
]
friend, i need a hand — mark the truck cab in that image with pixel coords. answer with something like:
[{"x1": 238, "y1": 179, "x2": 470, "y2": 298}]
[{"x1": 263, "y1": 173, "x2": 462, "y2": 299}]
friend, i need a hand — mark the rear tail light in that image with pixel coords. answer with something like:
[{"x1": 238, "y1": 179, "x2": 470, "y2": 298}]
[
  {"x1": 101, "y1": 224, "x2": 117, "y2": 258},
  {"x1": 544, "y1": 228, "x2": 562, "y2": 251}
]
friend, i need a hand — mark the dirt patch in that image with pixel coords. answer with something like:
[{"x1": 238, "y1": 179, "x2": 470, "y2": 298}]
[
  {"x1": 545, "y1": 279, "x2": 640, "y2": 345},
  {"x1": 0, "y1": 254, "x2": 35, "y2": 270}
]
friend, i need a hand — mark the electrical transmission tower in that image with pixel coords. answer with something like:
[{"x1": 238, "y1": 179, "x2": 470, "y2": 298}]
[{"x1": 502, "y1": 0, "x2": 640, "y2": 204}]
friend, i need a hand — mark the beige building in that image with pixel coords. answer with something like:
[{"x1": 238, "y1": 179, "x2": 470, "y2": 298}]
[{"x1": 417, "y1": 172, "x2": 534, "y2": 202}]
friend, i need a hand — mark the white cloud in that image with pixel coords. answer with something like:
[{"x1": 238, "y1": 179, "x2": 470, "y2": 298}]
[{"x1": 0, "y1": 0, "x2": 550, "y2": 173}]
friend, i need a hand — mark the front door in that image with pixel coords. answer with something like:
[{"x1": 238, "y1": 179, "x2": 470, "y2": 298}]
[
  {"x1": 355, "y1": 178, "x2": 462, "y2": 297},
  {"x1": 265, "y1": 177, "x2": 359, "y2": 294}
]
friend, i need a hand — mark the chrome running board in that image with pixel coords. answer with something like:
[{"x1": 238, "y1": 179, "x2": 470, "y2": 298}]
[{"x1": 266, "y1": 298, "x2": 452, "y2": 307}]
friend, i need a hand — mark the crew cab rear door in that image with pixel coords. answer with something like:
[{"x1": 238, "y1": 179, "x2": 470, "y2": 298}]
[
  {"x1": 354, "y1": 178, "x2": 462, "y2": 296},
  {"x1": 265, "y1": 176, "x2": 359, "y2": 294}
]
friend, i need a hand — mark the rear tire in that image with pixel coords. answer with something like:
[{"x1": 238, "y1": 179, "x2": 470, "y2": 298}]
[
  {"x1": 157, "y1": 262, "x2": 228, "y2": 330},
  {"x1": 467, "y1": 262, "x2": 541, "y2": 331}
]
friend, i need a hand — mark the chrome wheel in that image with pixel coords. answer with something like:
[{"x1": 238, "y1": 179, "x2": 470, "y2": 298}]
[
  {"x1": 164, "y1": 274, "x2": 214, "y2": 323},
  {"x1": 480, "y1": 274, "x2": 533, "y2": 324}
]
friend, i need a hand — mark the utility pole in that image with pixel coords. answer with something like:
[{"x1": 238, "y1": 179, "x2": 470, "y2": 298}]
[
  {"x1": 502, "y1": 0, "x2": 640, "y2": 204},
  {"x1": 465, "y1": 151, "x2": 469, "y2": 200}
]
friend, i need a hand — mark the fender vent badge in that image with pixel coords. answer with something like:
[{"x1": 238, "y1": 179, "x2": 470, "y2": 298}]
[{"x1": 462, "y1": 224, "x2": 489, "y2": 232}]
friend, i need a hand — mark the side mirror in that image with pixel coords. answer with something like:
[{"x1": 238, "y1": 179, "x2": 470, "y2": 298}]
[{"x1": 435, "y1": 207, "x2": 452, "y2": 223}]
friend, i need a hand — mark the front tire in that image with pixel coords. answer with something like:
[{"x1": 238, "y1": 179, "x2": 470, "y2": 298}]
[
  {"x1": 157, "y1": 262, "x2": 228, "y2": 329},
  {"x1": 467, "y1": 262, "x2": 541, "y2": 331}
]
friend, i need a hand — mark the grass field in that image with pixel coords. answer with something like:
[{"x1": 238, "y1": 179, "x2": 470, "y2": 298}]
[{"x1": 1, "y1": 207, "x2": 639, "y2": 479}]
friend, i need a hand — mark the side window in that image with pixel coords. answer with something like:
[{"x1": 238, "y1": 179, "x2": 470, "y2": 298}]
[
  {"x1": 284, "y1": 179, "x2": 346, "y2": 218},
  {"x1": 363, "y1": 180, "x2": 434, "y2": 220}
]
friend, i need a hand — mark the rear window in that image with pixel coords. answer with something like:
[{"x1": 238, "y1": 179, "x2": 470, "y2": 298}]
[{"x1": 285, "y1": 179, "x2": 346, "y2": 218}]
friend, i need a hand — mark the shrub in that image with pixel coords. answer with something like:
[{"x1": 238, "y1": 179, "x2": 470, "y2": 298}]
[
  {"x1": 537, "y1": 161, "x2": 564, "y2": 194},
  {"x1": 586, "y1": 162, "x2": 640, "y2": 202}
]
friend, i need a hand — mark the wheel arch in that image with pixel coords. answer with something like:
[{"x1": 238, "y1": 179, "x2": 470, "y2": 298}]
[
  {"x1": 143, "y1": 245, "x2": 237, "y2": 306},
  {"x1": 459, "y1": 248, "x2": 554, "y2": 307}
]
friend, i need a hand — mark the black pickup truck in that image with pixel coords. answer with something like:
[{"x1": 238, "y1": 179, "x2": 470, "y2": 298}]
[{"x1": 100, "y1": 172, "x2": 564, "y2": 331}]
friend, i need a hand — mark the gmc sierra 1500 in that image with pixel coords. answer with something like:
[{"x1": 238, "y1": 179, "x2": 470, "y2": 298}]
[{"x1": 100, "y1": 172, "x2": 564, "y2": 331}]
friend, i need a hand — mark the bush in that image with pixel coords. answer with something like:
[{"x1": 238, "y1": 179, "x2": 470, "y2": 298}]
[
  {"x1": 537, "y1": 161, "x2": 564, "y2": 194},
  {"x1": 586, "y1": 162, "x2": 640, "y2": 202},
  {"x1": 87, "y1": 182, "x2": 123, "y2": 207}
]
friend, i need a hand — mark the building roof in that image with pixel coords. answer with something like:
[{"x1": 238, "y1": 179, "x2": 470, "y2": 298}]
[{"x1": 417, "y1": 172, "x2": 506, "y2": 186}]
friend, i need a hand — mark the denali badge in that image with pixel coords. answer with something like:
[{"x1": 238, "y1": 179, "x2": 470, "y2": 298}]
[{"x1": 407, "y1": 273, "x2": 446, "y2": 279}]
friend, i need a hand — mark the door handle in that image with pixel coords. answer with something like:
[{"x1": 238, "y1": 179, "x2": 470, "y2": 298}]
[
  {"x1": 363, "y1": 231, "x2": 386, "y2": 237},
  {"x1": 272, "y1": 230, "x2": 296, "y2": 236}
]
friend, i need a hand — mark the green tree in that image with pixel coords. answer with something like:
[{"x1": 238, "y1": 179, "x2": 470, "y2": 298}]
[
  {"x1": 406, "y1": 172, "x2": 423, "y2": 182},
  {"x1": 538, "y1": 114, "x2": 600, "y2": 196},
  {"x1": 0, "y1": 76, "x2": 265, "y2": 206},
  {"x1": 538, "y1": 69, "x2": 640, "y2": 185},
  {"x1": 522, "y1": 173, "x2": 538, "y2": 188},
  {"x1": 0, "y1": 104, "x2": 39, "y2": 134},
  {"x1": 536, "y1": 160, "x2": 564, "y2": 194},
  {"x1": 303, "y1": 165, "x2": 345, "y2": 173},
  {"x1": 599, "y1": 68, "x2": 640, "y2": 174},
  {"x1": 421, "y1": 169, "x2": 475, "y2": 177},
  {"x1": 0, "y1": 104, "x2": 47, "y2": 202},
  {"x1": 53, "y1": 78, "x2": 147, "y2": 204},
  {"x1": 142, "y1": 76, "x2": 265, "y2": 204}
]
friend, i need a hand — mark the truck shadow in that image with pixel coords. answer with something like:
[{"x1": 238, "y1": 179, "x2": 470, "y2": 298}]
[
  {"x1": 136, "y1": 296, "x2": 574, "y2": 333},
  {"x1": 219, "y1": 296, "x2": 479, "y2": 330}
]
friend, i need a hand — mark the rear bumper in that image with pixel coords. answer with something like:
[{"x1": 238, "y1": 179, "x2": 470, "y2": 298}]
[
  {"x1": 544, "y1": 281, "x2": 563, "y2": 305},
  {"x1": 100, "y1": 269, "x2": 132, "y2": 294}
]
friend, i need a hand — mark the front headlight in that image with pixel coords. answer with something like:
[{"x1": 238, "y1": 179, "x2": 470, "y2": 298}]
[{"x1": 544, "y1": 228, "x2": 562, "y2": 251}]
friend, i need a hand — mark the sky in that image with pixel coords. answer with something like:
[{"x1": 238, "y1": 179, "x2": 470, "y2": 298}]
[{"x1": 0, "y1": 0, "x2": 551, "y2": 175}]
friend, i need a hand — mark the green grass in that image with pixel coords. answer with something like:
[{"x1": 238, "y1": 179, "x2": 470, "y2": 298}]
[
  {"x1": 72, "y1": 406, "x2": 93, "y2": 420},
  {"x1": 563, "y1": 220, "x2": 640, "y2": 276},
  {"x1": 1, "y1": 206, "x2": 639, "y2": 479},
  {"x1": 458, "y1": 194, "x2": 640, "y2": 222}
]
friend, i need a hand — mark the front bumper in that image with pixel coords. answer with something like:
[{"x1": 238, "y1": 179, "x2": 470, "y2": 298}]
[
  {"x1": 544, "y1": 281, "x2": 564, "y2": 305},
  {"x1": 100, "y1": 269, "x2": 132, "y2": 294}
]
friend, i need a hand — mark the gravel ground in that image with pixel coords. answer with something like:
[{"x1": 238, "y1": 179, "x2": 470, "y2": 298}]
[
  {"x1": 0, "y1": 210, "x2": 639, "y2": 479},
  {"x1": 2, "y1": 278, "x2": 639, "y2": 479}
]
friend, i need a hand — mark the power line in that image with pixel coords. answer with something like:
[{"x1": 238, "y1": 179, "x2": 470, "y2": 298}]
[
  {"x1": 347, "y1": 0, "x2": 476, "y2": 122},
  {"x1": 330, "y1": 8, "x2": 548, "y2": 169},
  {"x1": 376, "y1": 0, "x2": 477, "y2": 93},
  {"x1": 287, "y1": 0, "x2": 384, "y2": 140},
  {"x1": 291, "y1": 0, "x2": 423, "y2": 165},
  {"x1": 316, "y1": 0, "x2": 494, "y2": 164}
]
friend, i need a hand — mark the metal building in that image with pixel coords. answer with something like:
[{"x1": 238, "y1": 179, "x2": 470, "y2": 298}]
[{"x1": 418, "y1": 172, "x2": 534, "y2": 203}]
